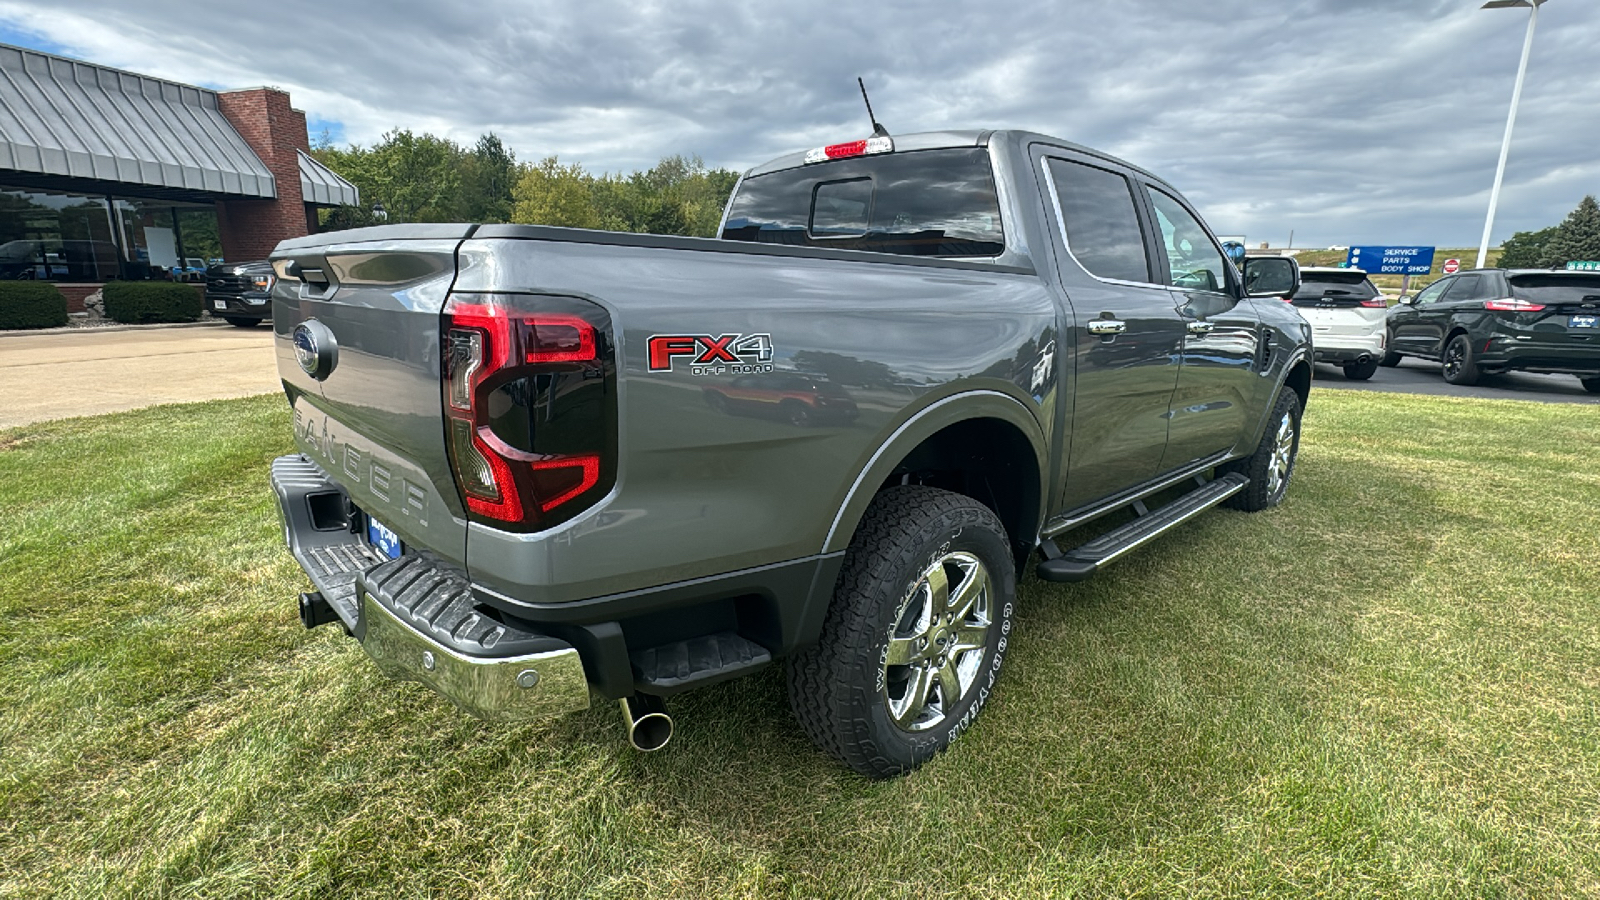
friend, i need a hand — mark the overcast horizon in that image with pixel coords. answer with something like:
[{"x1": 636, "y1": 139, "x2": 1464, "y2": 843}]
[{"x1": 1, "y1": 0, "x2": 1595, "y2": 249}]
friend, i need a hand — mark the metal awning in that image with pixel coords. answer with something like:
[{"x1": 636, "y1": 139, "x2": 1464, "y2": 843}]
[
  {"x1": 0, "y1": 44, "x2": 275, "y2": 199},
  {"x1": 298, "y1": 149, "x2": 359, "y2": 206}
]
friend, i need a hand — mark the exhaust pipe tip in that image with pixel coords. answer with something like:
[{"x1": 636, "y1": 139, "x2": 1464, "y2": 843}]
[
  {"x1": 619, "y1": 695, "x2": 673, "y2": 752},
  {"x1": 1356, "y1": 354, "x2": 1371, "y2": 365}
]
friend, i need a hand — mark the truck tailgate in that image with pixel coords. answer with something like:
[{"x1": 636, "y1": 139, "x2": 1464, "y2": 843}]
[{"x1": 272, "y1": 230, "x2": 472, "y2": 566}]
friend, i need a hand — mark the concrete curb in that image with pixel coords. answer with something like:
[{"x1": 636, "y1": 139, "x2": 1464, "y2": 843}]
[{"x1": 0, "y1": 319, "x2": 236, "y2": 339}]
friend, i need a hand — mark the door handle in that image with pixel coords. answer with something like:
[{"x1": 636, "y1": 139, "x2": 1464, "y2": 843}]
[
  {"x1": 1186, "y1": 320, "x2": 1215, "y2": 335},
  {"x1": 1087, "y1": 319, "x2": 1127, "y2": 335}
]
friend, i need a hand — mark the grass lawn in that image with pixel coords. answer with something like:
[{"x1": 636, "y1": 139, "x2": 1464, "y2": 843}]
[{"x1": 2, "y1": 391, "x2": 1597, "y2": 898}]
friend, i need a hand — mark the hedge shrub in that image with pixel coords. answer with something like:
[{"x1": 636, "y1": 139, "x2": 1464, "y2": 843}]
[
  {"x1": 102, "y1": 281, "x2": 203, "y2": 324},
  {"x1": 0, "y1": 281, "x2": 69, "y2": 330}
]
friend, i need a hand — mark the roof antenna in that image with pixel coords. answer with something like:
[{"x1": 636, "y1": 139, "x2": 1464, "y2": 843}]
[{"x1": 858, "y1": 77, "x2": 890, "y2": 139}]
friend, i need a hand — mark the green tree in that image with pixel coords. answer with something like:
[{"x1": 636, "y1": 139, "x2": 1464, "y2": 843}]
[
  {"x1": 458, "y1": 133, "x2": 517, "y2": 223},
  {"x1": 511, "y1": 157, "x2": 601, "y2": 229},
  {"x1": 313, "y1": 129, "x2": 467, "y2": 228},
  {"x1": 1496, "y1": 225, "x2": 1558, "y2": 269},
  {"x1": 1540, "y1": 195, "x2": 1600, "y2": 268}
]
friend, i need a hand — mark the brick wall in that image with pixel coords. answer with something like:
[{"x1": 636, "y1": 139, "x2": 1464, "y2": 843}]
[
  {"x1": 215, "y1": 88, "x2": 313, "y2": 262},
  {"x1": 56, "y1": 283, "x2": 204, "y2": 315}
]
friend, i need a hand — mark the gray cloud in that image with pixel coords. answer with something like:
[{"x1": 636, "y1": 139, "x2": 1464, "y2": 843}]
[{"x1": 2, "y1": 0, "x2": 1595, "y2": 247}]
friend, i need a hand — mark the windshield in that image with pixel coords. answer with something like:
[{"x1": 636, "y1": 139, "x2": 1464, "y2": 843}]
[
  {"x1": 722, "y1": 148, "x2": 1005, "y2": 258},
  {"x1": 1294, "y1": 271, "x2": 1378, "y2": 300},
  {"x1": 1509, "y1": 274, "x2": 1600, "y2": 306}
]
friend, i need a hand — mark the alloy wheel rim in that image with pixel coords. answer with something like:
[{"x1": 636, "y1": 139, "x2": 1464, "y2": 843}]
[
  {"x1": 882, "y1": 551, "x2": 993, "y2": 733},
  {"x1": 1444, "y1": 341, "x2": 1463, "y2": 378},
  {"x1": 1265, "y1": 411, "x2": 1295, "y2": 496}
]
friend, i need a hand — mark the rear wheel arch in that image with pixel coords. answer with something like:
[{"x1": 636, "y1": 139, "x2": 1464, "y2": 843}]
[{"x1": 823, "y1": 393, "x2": 1047, "y2": 573}]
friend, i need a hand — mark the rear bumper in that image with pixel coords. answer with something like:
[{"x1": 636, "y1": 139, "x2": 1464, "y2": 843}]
[
  {"x1": 270, "y1": 454, "x2": 591, "y2": 721},
  {"x1": 1312, "y1": 345, "x2": 1380, "y2": 365},
  {"x1": 1476, "y1": 339, "x2": 1600, "y2": 376}
]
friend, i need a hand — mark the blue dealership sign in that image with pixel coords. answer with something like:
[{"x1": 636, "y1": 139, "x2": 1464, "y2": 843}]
[{"x1": 1346, "y1": 246, "x2": 1436, "y2": 276}]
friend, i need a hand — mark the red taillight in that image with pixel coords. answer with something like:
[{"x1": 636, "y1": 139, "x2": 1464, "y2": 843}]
[
  {"x1": 1484, "y1": 297, "x2": 1545, "y2": 311},
  {"x1": 1360, "y1": 299, "x2": 1387, "y2": 308},
  {"x1": 442, "y1": 295, "x2": 609, "y2": 530}
]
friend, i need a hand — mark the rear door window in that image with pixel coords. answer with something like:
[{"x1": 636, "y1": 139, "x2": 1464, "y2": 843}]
[
  {"x1": 1442, "y1": 275, "x2": 1481, "y2": 302},
  {"x1": 1045, "y1": 158, "x2": 1152, "y2": 284},
  {"x1": 722, "y1": 148, "x2": 1005, "y2": 257}
]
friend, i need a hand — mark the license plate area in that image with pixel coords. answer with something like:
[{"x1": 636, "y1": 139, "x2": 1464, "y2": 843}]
[
  {"x1": 367, "y1": 515, "x2": 403, "y2": 559},
  {"x1": 213, "y1": 299, "x2": 227, "y2": 310},
  {"x1": 1570, "y1": 314, "x2": 1598, "y2": 329}
]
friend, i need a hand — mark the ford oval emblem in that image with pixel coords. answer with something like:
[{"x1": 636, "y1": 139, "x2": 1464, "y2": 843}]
[{"x1": 293, "y1": 320, "x2": 338, "y2": 380}]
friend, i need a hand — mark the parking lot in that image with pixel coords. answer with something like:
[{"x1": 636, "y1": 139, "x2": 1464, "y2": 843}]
[
  {"x1": 0, "y1": 324, "x2": 279, "y2": 429},
  {"x1": 1312, "y1": 357, "x2": 1599, "y2": 404}
]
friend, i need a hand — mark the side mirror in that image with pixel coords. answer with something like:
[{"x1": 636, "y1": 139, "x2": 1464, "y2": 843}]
[
  {"x1": 1243, "y1": 256, "x2": 1300, "y2": 299},
  {"x1": 1396, "y1": 295, "x2": 1414, "y2": 306},
  {"x1": 1221, "y1": 241, "x2": 1247, "y2": 265}
]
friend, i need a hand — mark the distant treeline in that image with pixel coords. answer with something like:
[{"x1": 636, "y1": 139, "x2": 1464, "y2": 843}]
[
  {"x1": 311, "y1": 130, "x2": 740, "y2": 238},
  {"x1": 1498, "y1": 195, "x2": 1600, "y2": 268}
]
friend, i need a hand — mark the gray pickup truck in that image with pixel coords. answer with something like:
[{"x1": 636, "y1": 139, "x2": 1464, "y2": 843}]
[{"x1": 269, "y1": 129, "x2": 1308, "y2": 777}]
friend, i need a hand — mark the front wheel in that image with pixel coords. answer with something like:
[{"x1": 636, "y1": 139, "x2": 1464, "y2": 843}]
[
  {"x1": 1441, "y1": 333, "x2": 1479, "y2": 386},
  {"x1": 786, "y1": 486, "x2": 1015, "y2": 779},
  {"x1": 1221, "y1": 388, "x2": 1302, "y2": 512},
  {"x1": 222, "y1": 316, "x2": 262, "y2": 328}
]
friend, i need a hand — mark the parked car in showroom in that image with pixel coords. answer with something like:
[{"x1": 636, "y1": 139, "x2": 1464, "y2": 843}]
[
  {"x1": 1382, "y1": 268, "x2": 1600, "y2": 392},
  {"x1": 1290, "y1": 267, "x2": 1389, "y2": 380},
  {"x1": 204, "y1": 260, "x2": 274, "y2": 327}
]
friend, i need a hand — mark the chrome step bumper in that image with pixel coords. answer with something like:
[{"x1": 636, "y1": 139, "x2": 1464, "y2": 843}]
[{"x1": 270, "y1": 454, "x2": 591, "y2": 721}]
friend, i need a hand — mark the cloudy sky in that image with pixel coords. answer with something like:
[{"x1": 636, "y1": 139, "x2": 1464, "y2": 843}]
[{"x1": 2, "y1": 0, "x2": 1595, "y2": 248}]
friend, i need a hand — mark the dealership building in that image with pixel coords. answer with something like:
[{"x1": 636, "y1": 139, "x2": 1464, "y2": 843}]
[{"x1": 0, "y1": 43, "x2": 358, "y2": 309}]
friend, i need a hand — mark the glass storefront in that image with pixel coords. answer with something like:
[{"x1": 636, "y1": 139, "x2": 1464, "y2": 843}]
[{"x1": 0, "y1": 187, "x2": 220, "y2": 282}]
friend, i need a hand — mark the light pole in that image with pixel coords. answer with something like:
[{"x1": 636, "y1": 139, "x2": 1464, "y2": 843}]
[{"x1": 1476, "y1": 0, "x2": 1550, "y2": 269}]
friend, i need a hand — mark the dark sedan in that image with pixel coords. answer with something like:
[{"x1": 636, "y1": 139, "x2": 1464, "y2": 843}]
[{"x1": 1382, "y1": 268, "x2": 1600, "y2": 392}]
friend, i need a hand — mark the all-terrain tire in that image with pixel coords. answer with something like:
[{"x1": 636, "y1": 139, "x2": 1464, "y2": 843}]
[
  {"x1": 1343, "y1": 359, "x2": 1380, "y2": 381},
  {"x1": 1221, "y1": 388, "x2": 1302, "y2": 512},
  {"x1": 1441, "y1": 333, "x2": 1479, "y2": 386},
  {"x1": 786, "y1": 486, "x2": 1015, "y2": 779}
]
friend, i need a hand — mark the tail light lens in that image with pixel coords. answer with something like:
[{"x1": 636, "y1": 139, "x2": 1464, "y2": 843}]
[
  {"x1": 1484, "y1": 297, "x2": 1545, "y2": 311},
  {"x1": 1359, "y1": 298, "x2": 1387, "y2": 308},
  {"x1": 441, "y1": 294, "x2": 614, "y2": 531}
]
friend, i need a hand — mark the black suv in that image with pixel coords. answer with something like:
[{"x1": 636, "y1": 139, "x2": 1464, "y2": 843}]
[
  {"x1": 1382, "y1": 268, "x2": 1600, "y2": 392},
  {"x1": 204, "y1": 261, "x2": 275, "y2": 327}
]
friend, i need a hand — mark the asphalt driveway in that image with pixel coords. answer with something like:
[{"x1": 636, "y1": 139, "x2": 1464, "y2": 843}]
[
  {"x1": 1312, "y1": 358, "x2": 1598, "y2": 404},
  {"x1": 0, "y1": 323, "x2": 280, "y2": 429}
]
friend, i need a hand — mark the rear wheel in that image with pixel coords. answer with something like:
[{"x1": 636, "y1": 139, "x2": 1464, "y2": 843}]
[
  {"x1": 786, "y1": 486, "x2": 1014, "y2": 779},
  {"x1": 222, "y1": 316, "x2": 262, "y2": 328},
  {"x1": 1222, "y1": 388, "x2": 1301, "y2": 512},
  {"x1": 1581, "y1": 376, "x2": 1600, "y2": 395},
  {"x1": 1379, "y1": 329, "x2": 1402, "y2": 367},
  {"x1": 1343, "y1": 359, "x2": 1379, "y2": 381},
  {"x1": 1441, "y1": 333, "x2": 1479, "y2": 386}
]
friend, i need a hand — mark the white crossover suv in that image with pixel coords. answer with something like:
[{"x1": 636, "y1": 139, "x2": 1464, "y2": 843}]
[{"x1": 1290, "y1": 267, "x2": 1389, "y2": 380}]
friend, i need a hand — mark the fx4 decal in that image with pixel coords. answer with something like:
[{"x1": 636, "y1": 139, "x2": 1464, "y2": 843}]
[{"x1": 647, "y1": 333, "x2": 775, "y2": 375}]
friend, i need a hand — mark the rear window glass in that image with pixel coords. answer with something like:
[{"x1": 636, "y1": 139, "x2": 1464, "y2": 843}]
[
  {"x1": 1509, "y1": 274, "x2": 1600, "y2": 305},
  {"x1": 722, "y1": 148, "x2": 1005, "y2": 257},
  {"x1": 1294, "y1": 272, "x2": 1377, "y2": 300}
]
